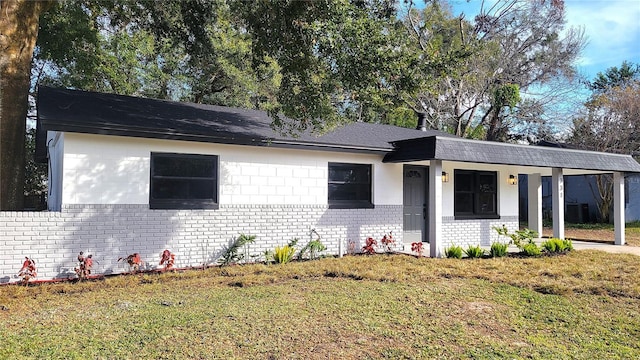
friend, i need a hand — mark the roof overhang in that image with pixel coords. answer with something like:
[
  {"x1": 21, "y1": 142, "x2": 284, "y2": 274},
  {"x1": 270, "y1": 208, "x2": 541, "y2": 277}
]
[
  {"x1": 383, "y1": 136, "x2": 640, "y2": 173},
  {"x1": 35, "y1": 86, "x2": 417, "y2": 158}
]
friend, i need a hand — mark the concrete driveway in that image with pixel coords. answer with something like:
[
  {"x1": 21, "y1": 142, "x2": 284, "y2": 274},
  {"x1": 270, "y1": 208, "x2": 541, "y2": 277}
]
[{"x1": 567, "y1": 240, "x2": 640, "y2": 256}]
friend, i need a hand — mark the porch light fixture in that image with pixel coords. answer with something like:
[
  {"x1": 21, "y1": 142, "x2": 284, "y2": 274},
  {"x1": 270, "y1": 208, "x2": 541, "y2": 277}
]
[
  {"x1": 442, "y1": 171, "x2": 449, "y2": 183},
  {"x1": 508, "y1": 175, "x2": 518, "y2": 185}
]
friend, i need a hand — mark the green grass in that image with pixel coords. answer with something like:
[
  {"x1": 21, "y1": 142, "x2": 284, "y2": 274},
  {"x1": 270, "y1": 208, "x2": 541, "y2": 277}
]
[{"x1": 1, "y1": 251, "x2": 639, "y2": 359}]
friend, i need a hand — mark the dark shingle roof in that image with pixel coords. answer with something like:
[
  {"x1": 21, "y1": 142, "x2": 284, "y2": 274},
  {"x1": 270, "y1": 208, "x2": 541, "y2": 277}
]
[
  {"x1": 383, "y1": 136, "x2": 640, "y2": 173},
  {"x1": 36, "y1": 86, "x2": 448, "y2": 153},
  {"x1": 37, "y1": 86, "x2": 640, "y2": 173}
]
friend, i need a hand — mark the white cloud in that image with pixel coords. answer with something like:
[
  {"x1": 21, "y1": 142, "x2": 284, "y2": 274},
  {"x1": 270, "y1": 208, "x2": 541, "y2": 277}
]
[
  {"x1": 449, "y1": 0, "x2": 639, "y2": 78},
  {"x1": 564, "y1": 0, "x2": 640, "y2": 74}
]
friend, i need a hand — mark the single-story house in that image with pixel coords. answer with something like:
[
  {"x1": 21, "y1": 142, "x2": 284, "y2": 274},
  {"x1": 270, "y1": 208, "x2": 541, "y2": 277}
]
[{"x1": 1, "y1": 86, "x2": 639, "y2": 283}]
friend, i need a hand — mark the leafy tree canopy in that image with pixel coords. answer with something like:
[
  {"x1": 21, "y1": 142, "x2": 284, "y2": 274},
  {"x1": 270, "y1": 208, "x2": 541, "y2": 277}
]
[{"x1": 402, "y1": 0, "x2": 583, "y2": 141}]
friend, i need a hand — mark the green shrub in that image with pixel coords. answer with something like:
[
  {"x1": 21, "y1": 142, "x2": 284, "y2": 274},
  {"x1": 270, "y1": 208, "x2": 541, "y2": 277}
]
[
  {"x1": 522, "y1": 243, "x2": 541, "y2": 257},
  {"x1": 542, "y1": 238, "x2": 566, "y2": 253},
  {"x1": 263, "y1": 250, "x2": 273, "y2": 263},
  {"x1": 541, "y1": 239, "x2": 557, "y2": 252},
  {"x1": 490, "y1": 242, "x2": 508, "y2": 258},
  {"x1": 297, "y1": 239, "x2": 327, "y2": 260},
  {"x1": 493, "y1": 225, "x2": 538, "y2": 250},
  {"x1": 273, "y1": 245, "x2": 296, "y2": 264},
  {"x1": 541, "y1": 238, "x2": 574, "y2": 253},
  {"x1": 464, "y1": 245, "x2": 485, "y2": 259},
  {"x1": 445, "y1": 245, "x2": 463, "y2": 259},
  {"x1": 218, "y1": 234, "x2": 256, "y2": 266},
  {"x1": 563, "y1": 239, "x2": 574, "y2": 251}
]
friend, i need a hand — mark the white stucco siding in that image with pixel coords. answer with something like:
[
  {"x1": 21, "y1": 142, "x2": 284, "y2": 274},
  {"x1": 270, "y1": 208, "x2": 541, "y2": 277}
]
[
  {"x1": 58, "y1": 133, "x2": 404, "y2": 206},
  {"x1": 62, "y1": 134, "x2": 151, "y2": 204}
]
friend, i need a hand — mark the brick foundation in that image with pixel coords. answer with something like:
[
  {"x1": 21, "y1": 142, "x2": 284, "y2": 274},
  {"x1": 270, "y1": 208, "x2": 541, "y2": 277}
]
[
  {"x1": 441, "y1": 216, "x2": 519, "y2": 249},
  {"x1": 0, "y1": 204, "x2": 402, "y2": 283}
]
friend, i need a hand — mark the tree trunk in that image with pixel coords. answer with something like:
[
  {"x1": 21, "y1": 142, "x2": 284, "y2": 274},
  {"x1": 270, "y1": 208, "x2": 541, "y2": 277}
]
[
  {"x1": 0, "y1": 0, "x2": 52, "y2": 210},
  {"x1": 485, "y1": 106, "x2": 500, "y2": 141},
  {"x1": 587, "y1": 174, "x2": 613, "y2": 223}
]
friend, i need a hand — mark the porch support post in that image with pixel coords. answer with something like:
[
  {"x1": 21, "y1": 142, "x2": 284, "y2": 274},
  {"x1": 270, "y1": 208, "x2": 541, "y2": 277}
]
[
  {"x1": 614, "y1": 172, "x2": 626, "y2": 245},
  {"x1": 552, "y1": 167, "x2": 565, "y2": 239},
  {"x1": 527, "y1": 173, "x2": 543, "y2": 236},
  {"x1": 429, "y1": 160, "x2": 443, "y2": 257}
]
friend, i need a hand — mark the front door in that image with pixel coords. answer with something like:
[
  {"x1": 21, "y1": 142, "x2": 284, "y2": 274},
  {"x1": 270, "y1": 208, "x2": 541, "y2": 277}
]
[{"x1": 403, "y1": 165, "x2": 428, "y2": 245}]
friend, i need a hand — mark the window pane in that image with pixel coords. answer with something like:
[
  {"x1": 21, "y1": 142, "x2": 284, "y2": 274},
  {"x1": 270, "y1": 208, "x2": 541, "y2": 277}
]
[
  {"x1": 478, "y1": 173, "x2": 496, "y2": 192},
  {"x1": 455, "y1": 193, "x2": 474, "y2": 214},
  {"x1": 454, "y1": 170, "x2": 497, "y2": 217},
  {"x1": 476, "y1": 193, "x2": 495, "y2": 214},
  {"x1": 329, "y1": 184, "x2": 358, "y2": 201},
  {"x1": 153, "y1": 155, "x2": 215, "y2": 178},
  {"x1": 328, "y1": 163, "x2": 372, "y2": 207},
  {"x1": 455, "y1": 172, "x2": 474, "y2": 192},
  {"x1": 152, "y1": 179, "x2": 190, "y2": 199},
  {"x1": 150, "y1": 153, "x2": 218, "y2": 209},
  {"x1": 329, "y1": 165, "x2": 368, "y2": 183},
  {"x1": 189, "y1": 179, "x2": 215, "y2": 199}
]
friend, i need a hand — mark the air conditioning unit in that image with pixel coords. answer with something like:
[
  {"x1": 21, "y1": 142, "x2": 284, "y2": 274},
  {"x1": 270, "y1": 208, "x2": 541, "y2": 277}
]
[{"x1": 566, "y1": 203, "x2": 589, "y2": 223}]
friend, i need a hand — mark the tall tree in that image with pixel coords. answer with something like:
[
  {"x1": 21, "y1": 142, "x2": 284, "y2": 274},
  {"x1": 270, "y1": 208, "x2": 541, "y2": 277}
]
[
  {"x1": 236, "y1": 0, "x2": 421, "y2": 132},
  {"x1": 0, "y1": 0, "x2": 53, "y2": 210},
  {"x1": 35, "y1": 0, "x2": 280, "y2": 108},
  {"x1": 569, "y1": 62, "x2": 640, "y2": 222},
  {"x1": 24, "y1": 127, "x2": 47, "y2": 204},
  {"x1": 401, "y1": 0, "x2": 584, "y2": 141}
]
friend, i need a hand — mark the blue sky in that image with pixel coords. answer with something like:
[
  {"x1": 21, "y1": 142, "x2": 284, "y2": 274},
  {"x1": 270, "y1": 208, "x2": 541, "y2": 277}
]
[{"x1": 448, "y1": 0, "x2": 640, "y2": 80}]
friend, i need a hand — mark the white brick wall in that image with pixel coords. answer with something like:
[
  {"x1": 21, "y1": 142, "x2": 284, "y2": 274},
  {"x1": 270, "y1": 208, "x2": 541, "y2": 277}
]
[
  {"x1": 441, "y1": 216, "x2": 519, "y2": 249},
  {"x1": 0, "y1": 204, "x2": 403, "y2": 283}
]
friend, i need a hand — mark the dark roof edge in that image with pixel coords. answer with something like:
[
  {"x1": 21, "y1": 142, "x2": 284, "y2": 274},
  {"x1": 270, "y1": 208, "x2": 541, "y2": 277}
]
[
  {"x1": 383, "y1": 135, "x2": 640, "y2": 173},
  {"x1": 41, "y1": 125, "x2": 389, "y2": 155},
  {"x1": 383, "y1": 136, "x2": 437, "y2": 163}
]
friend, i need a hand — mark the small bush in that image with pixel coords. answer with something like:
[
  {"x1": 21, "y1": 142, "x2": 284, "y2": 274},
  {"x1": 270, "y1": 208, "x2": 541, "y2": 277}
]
[
  {"x1": 297, "y1": 239, "x2": 327, "y2": 260},
  {"x1": 362, "y1": 237, "x2": 377, "y2": 255},
  {"x1": 542, "y1": 238, "x2": 566, "y2": 253},
  {"x1": 563, "y1": 239, "x2": 574, "y2": 251},
  {"x1": 273, "y1": 245, "x2": 296, "y2": 264},
  {"x1": 490, "y1": 242, "x2": 508, "y2": 258},
  {"x1": 522, "y1": 243, "x2": 541, "y2": 257},
  {"x1": 541, "y1": 238, "x2": 573, "y2": 253},
  {"x1": 445, "y1": 245, "x2": 463, "y2": 259},
  {"x1": 493, "y1": 225, "x2": 538, "y2": 250},
  {"x1": 464, "y1": 245, "x2": 485, "y2": 259},
  {"x1": 411, "y1": 242, "x2": 424, "y2": 257},
  {"x1": 219, "y1": 234, "x2": 256, "y2": 266},
  {"x1": 380, "y1": 232, "x2": 395, "y2": 253}
]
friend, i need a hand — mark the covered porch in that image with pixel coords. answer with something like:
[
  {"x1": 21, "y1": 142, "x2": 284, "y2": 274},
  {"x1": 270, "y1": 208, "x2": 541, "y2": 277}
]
[{"x1": 384, "y1": 135, "x2": 640, "y2": 257}]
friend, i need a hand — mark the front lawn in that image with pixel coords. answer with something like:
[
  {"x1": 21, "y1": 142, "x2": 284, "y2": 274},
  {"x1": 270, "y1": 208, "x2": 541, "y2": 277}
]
[{"x1": 1, "y1": 251, "x2": 639, "y2": 359}]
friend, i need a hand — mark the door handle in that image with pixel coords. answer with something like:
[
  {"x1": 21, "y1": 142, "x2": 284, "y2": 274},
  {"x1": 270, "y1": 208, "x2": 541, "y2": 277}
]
[{"x1": 423, "y1": 204, "x2": 427, "y2": 219}]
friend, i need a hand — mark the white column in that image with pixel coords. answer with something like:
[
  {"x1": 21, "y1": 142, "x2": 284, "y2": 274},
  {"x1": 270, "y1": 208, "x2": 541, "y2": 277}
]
[
  {"x1": 429, "y1": 161, "x2": 443, "y2": 257},
  {"x1": 552, "y1": 168, "x2": 565, "y2": 239},
  {"x1": 527, "y1": 173, "x2": 543, "y2": 236},
  {"x1": 614, "y1": 172, "x2": 626, "y2": 245}
]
